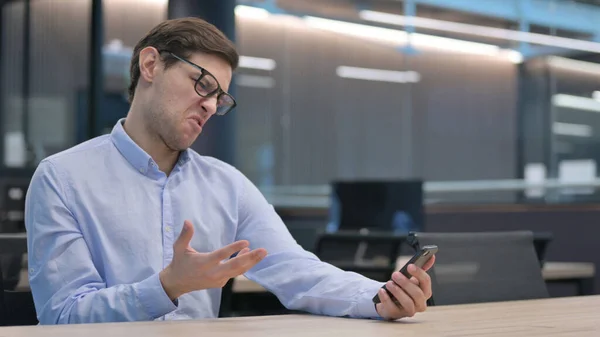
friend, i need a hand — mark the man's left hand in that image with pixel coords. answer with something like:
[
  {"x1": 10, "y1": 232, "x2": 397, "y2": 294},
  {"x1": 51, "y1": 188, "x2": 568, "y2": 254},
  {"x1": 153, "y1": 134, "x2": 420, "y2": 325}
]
[{"x1": 375, "y1": 255, "x2": 436, "y2": 320}]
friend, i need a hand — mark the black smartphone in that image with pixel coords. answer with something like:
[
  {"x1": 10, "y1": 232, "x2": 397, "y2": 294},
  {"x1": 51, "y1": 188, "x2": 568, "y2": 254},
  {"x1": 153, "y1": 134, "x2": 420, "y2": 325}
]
[{"x1": 372, "y1": 245, "x2": 438, "y2": 304}]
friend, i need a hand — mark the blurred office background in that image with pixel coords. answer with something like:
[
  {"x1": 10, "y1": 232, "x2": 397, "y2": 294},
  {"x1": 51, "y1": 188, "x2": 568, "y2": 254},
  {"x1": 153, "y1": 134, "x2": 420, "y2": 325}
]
[
  {"x1": 1, "y1": 0, "x2": 600, "y2": 319},
  {"x1": 4, "y1": 0, "x2": 600, "y2": 206}
]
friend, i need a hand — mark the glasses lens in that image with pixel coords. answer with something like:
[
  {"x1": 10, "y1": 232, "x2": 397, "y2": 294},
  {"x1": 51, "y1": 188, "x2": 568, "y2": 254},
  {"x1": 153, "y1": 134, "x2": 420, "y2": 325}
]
[
  {"x1": 216, "y1": 93, "x2": 236, "y2": 115},
  {"x1": 195, "y1": 74, "x2": 219, "y2": 96}
]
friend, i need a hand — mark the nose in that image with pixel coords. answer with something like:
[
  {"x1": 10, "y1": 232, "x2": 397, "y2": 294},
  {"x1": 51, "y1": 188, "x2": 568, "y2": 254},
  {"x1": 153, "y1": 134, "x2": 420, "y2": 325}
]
[{"x1": 199, "y1": 95, "x2": 218, "y2": 116}]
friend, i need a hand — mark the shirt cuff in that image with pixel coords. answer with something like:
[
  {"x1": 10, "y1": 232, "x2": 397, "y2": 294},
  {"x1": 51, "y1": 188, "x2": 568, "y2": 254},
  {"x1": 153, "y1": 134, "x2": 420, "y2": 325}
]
[
  {"x1": 135, "y1": 272, "x2": 178, "y2": 319},
  {"x1": 354, "y1": 283, "x2": 385, "y2": 319}
]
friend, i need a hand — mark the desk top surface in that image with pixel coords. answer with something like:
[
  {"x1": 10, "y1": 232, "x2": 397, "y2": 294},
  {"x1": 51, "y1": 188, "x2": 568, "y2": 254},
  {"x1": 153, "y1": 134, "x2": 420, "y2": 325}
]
[
  {"x1": 1, "y1": 295, "x2": 599, "y2": 336},
  {"x1": 0, "y1": 232, "x2": 27, "y2": 239},
  {"x1": 542, "y1": 261, "x2": 596, "y2": 280}
]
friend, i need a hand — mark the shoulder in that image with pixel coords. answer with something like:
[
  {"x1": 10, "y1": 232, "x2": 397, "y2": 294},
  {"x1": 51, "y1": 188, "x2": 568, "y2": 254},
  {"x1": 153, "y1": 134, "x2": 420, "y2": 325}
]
[
  {"x1": 186, "y1": 149, "x2": 247, "y2": 182},
  {"x1": 41, "y1": 134, "x2": 112, "y2": 171},
  {"x1": 185, "y1": 149, "x2": 262, "y2": 203},
  {"x1": 30, "y1": 135, "x2": 113, "y2": 193}
]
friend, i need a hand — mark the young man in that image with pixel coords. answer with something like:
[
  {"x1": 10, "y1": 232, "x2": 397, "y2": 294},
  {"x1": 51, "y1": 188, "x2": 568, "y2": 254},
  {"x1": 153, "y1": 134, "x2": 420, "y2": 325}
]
[{"x1": 25, "y1": 17, "x2": 435, "y2": 325}]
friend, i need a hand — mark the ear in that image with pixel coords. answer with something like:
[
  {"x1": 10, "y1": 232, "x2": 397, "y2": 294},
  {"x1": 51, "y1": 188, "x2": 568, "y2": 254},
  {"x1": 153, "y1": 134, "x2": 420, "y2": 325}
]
[{"x1": 138, "y1": 47, "x2": 162, "y2": 84}]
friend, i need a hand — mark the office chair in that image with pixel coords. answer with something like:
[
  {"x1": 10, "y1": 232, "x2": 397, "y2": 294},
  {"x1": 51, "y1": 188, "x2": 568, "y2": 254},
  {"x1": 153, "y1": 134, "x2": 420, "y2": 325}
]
[
  {"x1": 533, "y1": 231, "x2": 553, "y2": 267},
  {"x1": 218, "y1": 278, "x2": 235, "y2": 317},
  {"x1": 408, "y1": 231, "x2": 549, "y2": 306},
  {"x1": 0, "y1": 266, "x2": 38, "y2": 326},
  {"x1": 0, "y1": 233, "x2": 38, "y2": 326},
  {"x1": 314, "y1": 231, "x2": 408, "y2": 282}
]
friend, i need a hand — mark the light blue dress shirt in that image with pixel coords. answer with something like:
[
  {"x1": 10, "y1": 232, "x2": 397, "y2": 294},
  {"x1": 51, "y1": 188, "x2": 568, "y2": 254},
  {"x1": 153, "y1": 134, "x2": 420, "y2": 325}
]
[{"x1": 24, "y1": 119, "x2": 383, "y2": 324}]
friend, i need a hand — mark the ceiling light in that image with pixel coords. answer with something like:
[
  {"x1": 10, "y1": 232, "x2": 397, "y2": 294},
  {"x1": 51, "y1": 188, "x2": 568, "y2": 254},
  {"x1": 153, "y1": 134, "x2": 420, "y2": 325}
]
[
  {"x1": 239, "y1": 56, "x2": 277, "y2": 70},
  {"x1": 304, "y1": 16, "x2": 521, "y2": 62},
  {"x1": 547, "y1": 56, "x2": 600, "y2": 75},
  {"x1": 360, "y1": 10, "x2": 600, "y2": 54},
  {"x1": 552, "y1": 94, "x2": 600, "y2": 112},
  {"x1": 236, "y1": 74, "x2": 275, "y2": 88},
  {"x1": 553, "y1": 122, "x2": 592, "y2": 137},
  {"x1": 410, "y1": 33, "x2": 500, "y2": 56},
  {"x1": 235, "y1": 5, "x2": 270, "y2": 19},
  {"x1": 336, "y1": 66, "x2": 421, "y2": 83},
  {"x1": 304, "y1": 16, "x2": 408, "y2": 45}
]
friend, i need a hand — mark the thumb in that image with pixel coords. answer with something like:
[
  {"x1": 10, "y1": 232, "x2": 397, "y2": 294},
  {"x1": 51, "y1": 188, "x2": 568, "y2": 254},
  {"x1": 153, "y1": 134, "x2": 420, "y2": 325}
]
[{"x1": 174, "y1": 220, "x2": 194, "y2": 255}]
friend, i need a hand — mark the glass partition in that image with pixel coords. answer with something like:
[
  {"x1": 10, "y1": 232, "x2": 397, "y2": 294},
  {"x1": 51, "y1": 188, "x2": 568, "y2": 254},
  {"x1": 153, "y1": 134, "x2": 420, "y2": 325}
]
[{"x1": 233, "y1": 0, "x2": 600, "y2": 207}]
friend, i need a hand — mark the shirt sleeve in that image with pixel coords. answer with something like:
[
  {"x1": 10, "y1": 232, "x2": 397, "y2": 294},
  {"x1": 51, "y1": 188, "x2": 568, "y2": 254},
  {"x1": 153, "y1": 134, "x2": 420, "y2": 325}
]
[
  {"x1": 234, "y1": 172, "x2": 384, "y2": 319},
  {"x1": 25, "y1": 160, "x2": 177, "y2": 324}
]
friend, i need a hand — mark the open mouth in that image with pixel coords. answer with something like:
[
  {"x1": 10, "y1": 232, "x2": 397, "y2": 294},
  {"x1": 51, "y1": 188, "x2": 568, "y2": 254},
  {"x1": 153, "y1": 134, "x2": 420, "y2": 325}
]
[{"x1": 189, "y1": 116, "x2": 203, "y2": 128}]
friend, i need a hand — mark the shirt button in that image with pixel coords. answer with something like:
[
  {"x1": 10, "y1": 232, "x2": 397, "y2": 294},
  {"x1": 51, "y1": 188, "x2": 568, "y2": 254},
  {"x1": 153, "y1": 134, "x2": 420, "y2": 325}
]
[
  {"x1": 165, "y1": 226, "x2": 172, "y2": 232},
  {"x1": 139, "y1": 168, "x2": 145, "y2": 173},
  {"x1": 29, "y1": 268, "x2": 35, "y2": 273}
]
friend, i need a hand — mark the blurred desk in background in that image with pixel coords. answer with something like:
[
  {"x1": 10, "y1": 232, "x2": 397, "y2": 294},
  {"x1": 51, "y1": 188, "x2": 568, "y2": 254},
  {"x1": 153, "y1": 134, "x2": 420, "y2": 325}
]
[
  {"x1": 1, "y1": 233, "x2": 595, "y2": 296},
  {"x1": 0, "y1": 233, "x2": 27, "y2": 254},
  {"x1": 275, "y1": 202, "x2": 600, "y2": 297}
]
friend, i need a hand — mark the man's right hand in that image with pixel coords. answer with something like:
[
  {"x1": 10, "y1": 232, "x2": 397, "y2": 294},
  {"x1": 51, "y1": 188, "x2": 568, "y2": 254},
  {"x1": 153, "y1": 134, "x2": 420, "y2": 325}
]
[{"x1": 159, "y1": 220, "x2": 267, "y2": 300}]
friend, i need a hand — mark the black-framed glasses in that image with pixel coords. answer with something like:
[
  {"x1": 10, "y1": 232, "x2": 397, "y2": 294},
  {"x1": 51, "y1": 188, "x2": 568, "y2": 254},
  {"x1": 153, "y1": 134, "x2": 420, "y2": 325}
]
[{"x1": 162, "y1": 51, "x2": 237, "y2": 116}]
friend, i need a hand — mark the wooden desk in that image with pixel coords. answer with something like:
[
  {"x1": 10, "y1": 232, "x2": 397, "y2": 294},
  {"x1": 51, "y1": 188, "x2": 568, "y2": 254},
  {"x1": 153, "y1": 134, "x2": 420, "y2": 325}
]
[
  {"x1": 1, "y1": 295, "x2": 599, "y2": 336},
  {"x1": 543, "y1": 262, "x2": 596, "y2": 296},
  {"x1": 233, "y1": 275, "x2": 265, "y2": 293},
  {"x1": 543, "y1": 262, "x2": 595, "y2": 280},
  {"x1": 233, "y1": 261, "x2": 596, "y2": 294}
]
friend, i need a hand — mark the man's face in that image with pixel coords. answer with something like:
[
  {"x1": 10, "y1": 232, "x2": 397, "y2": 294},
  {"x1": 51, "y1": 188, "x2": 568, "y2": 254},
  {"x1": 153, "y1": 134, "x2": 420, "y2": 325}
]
[{"x1": 145, "y1": 50, "x2": 233, "y2": 151}]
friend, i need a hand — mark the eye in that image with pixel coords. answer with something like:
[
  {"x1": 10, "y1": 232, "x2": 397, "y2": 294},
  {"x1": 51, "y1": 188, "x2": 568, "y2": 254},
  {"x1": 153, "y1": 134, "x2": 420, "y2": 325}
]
[{"x1": 198, "y1": 80, "x2": 210, "y2": 91}]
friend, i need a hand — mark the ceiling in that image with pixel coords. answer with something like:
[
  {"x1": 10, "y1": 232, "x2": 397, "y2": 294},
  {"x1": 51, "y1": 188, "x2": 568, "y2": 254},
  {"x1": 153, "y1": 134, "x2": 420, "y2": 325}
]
[
  {"x1": 573, "y1": 0, "x2": 600, "y2": 5},
  {"x1": 264, "y1": 0, "x2": 596, "y2": 44}
]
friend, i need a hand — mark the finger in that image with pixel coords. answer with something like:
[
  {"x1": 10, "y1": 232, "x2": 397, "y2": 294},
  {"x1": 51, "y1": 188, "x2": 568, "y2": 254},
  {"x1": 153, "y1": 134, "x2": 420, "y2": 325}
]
[
  {"x1": 422, "y1": 255, "x2": 436, "y2": 271},
  {"x1": 238, "y1": 247, "x2": 251, "y2": 256},
  {"x1": 375, "y1": 301, "x2": 386, "y2": 319},
  {"x1": 208, "y1": 240, "x2": 250, "y2": 262},
  {"x1": 377, "y1": 288, "x2": 404, "y2": 320},
  {"x1": 173, "y1": 220, "x2": 195, "y2": 255},
  {"x1": 407, "y1": 264, "x2": 433, "y2": 300},
  {"x1": 392, "y1": 272, "x2": 426, "y2": 313},
  {"x1": 386, "y1": 280, "x2": 417, "y2": 316},
  {"x1": 216, "y1": 248, "x2": 267, "y2": 278},
  {"x1": 217, "y1": 249, "x2": 266, "y2": 279}
]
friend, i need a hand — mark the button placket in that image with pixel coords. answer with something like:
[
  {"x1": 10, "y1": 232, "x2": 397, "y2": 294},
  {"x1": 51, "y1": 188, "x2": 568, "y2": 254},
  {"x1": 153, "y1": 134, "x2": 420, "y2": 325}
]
[{"x1": 162, "y1": 178, "x2": 175, "y2": 268}]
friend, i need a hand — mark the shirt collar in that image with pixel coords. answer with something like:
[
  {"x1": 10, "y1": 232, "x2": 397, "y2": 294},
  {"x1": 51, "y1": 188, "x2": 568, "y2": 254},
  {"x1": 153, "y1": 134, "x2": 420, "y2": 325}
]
[{"x1": 110, "y1": 118, "x2": 191, "y2": 175}]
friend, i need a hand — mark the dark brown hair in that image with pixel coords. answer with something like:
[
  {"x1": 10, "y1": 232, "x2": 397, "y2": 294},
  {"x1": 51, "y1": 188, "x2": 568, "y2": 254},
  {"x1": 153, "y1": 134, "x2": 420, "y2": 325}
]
[{"x1": 128, "y1": 17, "x2": 239, "y2": 103}]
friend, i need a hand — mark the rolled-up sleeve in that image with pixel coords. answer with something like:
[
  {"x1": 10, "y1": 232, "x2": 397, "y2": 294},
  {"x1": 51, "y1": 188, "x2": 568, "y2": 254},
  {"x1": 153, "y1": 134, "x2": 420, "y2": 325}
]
[{"x1": 25, "y1": 160, "x2": 177, "y2": 324}]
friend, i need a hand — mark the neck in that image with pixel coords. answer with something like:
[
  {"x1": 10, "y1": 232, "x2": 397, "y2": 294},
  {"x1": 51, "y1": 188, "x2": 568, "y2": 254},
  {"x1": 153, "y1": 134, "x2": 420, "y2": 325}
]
[{"x1": 123, "y1": 102, "x2": 179, "y2": 175}]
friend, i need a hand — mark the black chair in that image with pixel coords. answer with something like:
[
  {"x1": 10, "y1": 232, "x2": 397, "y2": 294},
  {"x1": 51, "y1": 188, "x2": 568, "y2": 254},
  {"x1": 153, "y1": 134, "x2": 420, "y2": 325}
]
[
  {"x1": 218, "y1": 278, "x2": 235, "y2": 317},
  {"x1": 314, "y1": 231, "x2": 408, "y2": 282},
  {"x1": 408, "y1": 231, "x2": 549, "y2": 306},
  {"x1": 0, "y1": 233, "x2": 38, "y2": 326},
  {"x1": 533, "y1": 231, "x2": 553, "y2": 267}
]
